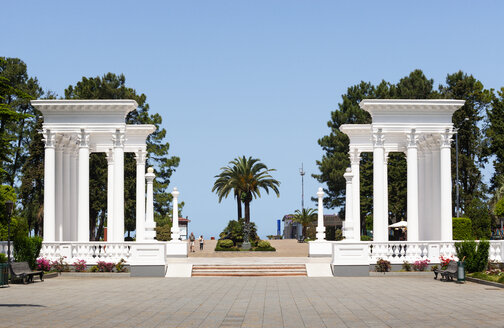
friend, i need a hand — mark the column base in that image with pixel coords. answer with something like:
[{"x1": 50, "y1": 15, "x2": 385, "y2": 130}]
[{"x1": 308, "y1": 240, "x2": 333, "y2": 257}]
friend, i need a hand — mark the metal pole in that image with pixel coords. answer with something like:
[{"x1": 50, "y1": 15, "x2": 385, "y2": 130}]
[
  {"x1": 300, "y1": 163, "x2": 305, "y2": 209},
  {"x1": 455, "y1": 129, "x2": 460, "y2": 218}
]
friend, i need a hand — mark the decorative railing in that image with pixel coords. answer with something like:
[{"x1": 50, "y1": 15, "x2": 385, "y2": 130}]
[
  {"x1": 39, "y1": 242, "x2": 167, "y2": 265},
  {"x1": 369, "y1": 240, "x2": 503, "y2": 264}
]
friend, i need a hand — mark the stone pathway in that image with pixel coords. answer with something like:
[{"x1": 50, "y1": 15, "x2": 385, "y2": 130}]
[
  {"x1": 189, "y1": 239, "x2": 308, "y2": 257},
  {"x1": 1, "y1": 275, "x2": 503, "y2": 327}
]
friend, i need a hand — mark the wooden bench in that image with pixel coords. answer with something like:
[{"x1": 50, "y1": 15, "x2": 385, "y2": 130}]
[
  {"x1": 9, "y1": 262, "x2": 44, "y2": 284},
  {"x1": 433, "y1": 260, "x2": 457, "y2": 281}
]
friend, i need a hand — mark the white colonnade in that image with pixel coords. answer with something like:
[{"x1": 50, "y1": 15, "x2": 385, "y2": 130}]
[
  {"x1": 340, "y1": 99, "x2": 465, "y2": 242},
  {"x1": 33, "y1": 100, "x2": 157, "y2": 242}
]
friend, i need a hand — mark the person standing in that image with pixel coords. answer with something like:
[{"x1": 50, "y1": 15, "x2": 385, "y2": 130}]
[
  {"x1": 199, "y1": 235, "x2": 204, "y2": 251},
  {"x1": 189, "y1": 232, "x2": 195, "y2": 252}
]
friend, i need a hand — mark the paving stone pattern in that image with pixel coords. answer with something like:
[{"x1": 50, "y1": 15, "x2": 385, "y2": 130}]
[{"x1": 1, "y1": 276, "x2": 503, "y2": 327}]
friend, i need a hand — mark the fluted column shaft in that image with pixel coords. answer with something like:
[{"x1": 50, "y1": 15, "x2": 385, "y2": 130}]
[
  {"x1": 350, "y1": 149, "x2": 361, "y2": 240},
  {"x1": 113, "y1": 130, "x2": 125, "y2": 242},
  {"x1": 343, "y1": 168, "x2": 354, "y2": 240},
  {"x1": 77, "y1": 130, "x2": 90, "y2": 242},
  {"x1": 316, "y1": 187, "x2": 325, "y2": 240},
  {"x1": 106, "y1": 150, "x2": 115, "y2": 241},
  {"x1": 440, "y1": 130, "x2": 453, "y2": 241},
  {"x1": 373, "y1": 129, "x2": 387, "y2": 241},
  {"x1": 171, "y1": 187, "x2": 180, "y2": 241},
  {"x1": 407, "y1": 130, "x2": 419, "y2": 241},
  {"x1": 43, "y1": 130, "x2": 56, "y2": 242},
  {"x1": 135, "y1": 150, "x2": 147, "y2": 242}
]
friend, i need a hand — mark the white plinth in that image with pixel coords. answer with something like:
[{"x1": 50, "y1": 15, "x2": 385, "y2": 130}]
[
  {"x1": 308, "y1": 240, "x2": 333, "y2": 257},
  {"x1": 166, "y1": 240, "x2": 188, "y2": 257},
  {"x1": 331, "y1": 241, "x2": 370, "y2": 276},
  {"x1": 130, "y1": 242, "x2": 166, "y2": 266}
]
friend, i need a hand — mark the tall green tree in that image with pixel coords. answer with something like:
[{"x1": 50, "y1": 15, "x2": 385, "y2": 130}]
[
  {"x1": 487, "y1": 88, "x2": 504, "y2": 190},
  {"x1": 213, "y1": 156, "x2": 280, "y2": 224},
  {"x1": 212, "y1": 161, "x2": 244, "y2": 220},
  {"x1": 439, "y1": 71, "x2": 493, "y2": 214},
  {"x1": 314, "y1": 70, "x2": 436, "y2": 233},
  {"x1": 64, "y1": 73, "x2": 180, "y2": 239},
  {"x1": 292, "y1": 208, "x2": 317, "y2": 238}
]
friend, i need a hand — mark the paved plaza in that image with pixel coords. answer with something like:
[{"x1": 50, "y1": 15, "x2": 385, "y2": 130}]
[{"x1": 0, "y1": 275, "x2": 503, "y2": 328}]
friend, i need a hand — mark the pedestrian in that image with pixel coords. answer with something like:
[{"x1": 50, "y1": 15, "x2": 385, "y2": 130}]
[
  {"x1": 189, "y1": 232, "x2": 195, "y2": 252},
  {"x1": 199, "y1": 235, "x2": 204, "y2": 251}
]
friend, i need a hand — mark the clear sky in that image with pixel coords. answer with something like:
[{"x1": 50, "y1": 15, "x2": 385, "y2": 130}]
[{"x1": 3, "y1": 1, "x2": 503, "y2": 238}]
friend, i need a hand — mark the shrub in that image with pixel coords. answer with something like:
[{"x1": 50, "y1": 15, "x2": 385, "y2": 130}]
[
  {"x1": 412, "y1": 259, "x2": 430, "y2": 271},
  {"x1": 402, "y1": 261, "x2": 412, "y2": 271},
  {"x1": 51, "y1": 256, "x2": 70, "y2": 272},
  {"x1": 115, "y1": 258, "x2": 127, "y2": 272},
  {"x1": 465, "y1": 198, "x2": 491, "y2": 239},
  {"x1": 36, "y1": 257, "x2": 51, "y2": 271},
  {"x1": 0, "y1": 253, "x2": 7, "y2": 263},
  {"x1": 430, "y1": 265, "x2": 439, "y2": 272},
  {"x1": 499, "y1": 275, "x2": 504, "y2": 284},
  {"x1": 155, "y1": 223, "x2": 172, "y2": 241},
  {"x1": 89, "y1": 265, "x2": 99, "y2": 272},
  {"x1": 13, "y1": 235, "x2": 43, "y2": 270},
  {"x1": 219, "y1": 219, "x2": 258, "y2": 244},
  {"x1": 375, "y1": 258, "x2": 391, "y2": 272},
  {"x1": 97, "y1": 261, "x2": 115, "y2": 272},
  {"x1": 218, "y1": 239, "x2": 234, "y2": 248},
  {"x1": 453, "y1": 217, "x2": 473, "y2": 240},
  {"x1": 361, "y1": 235, "x2": 372, "y2": 241},
  {"x1": 257, "y1": 240, "x2": 271, "y2": 248},
  {"x1": 455, "y1": 240, "x2": 490, "y2": 273},
  {"x1": 73, "y1": 259, "x2": 87, "y2": 272}
]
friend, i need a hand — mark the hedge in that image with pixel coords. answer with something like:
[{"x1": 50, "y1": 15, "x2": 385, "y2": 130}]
[{"x1": 453, "y1": 217, "x2": 472, "y2": 240}]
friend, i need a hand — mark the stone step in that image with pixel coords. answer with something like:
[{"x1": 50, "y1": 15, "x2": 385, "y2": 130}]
[{"x1": 191, "y1": 264, "x2": 307, "y2": 277}]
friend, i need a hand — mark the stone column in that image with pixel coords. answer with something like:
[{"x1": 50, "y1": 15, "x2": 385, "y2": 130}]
[
  {"x1": 77, "y1": 129, "x2": 90, "y2": 242},
  {"x1": 418, "y1": 147, "x2": 425, "y2": 240},
  {"x1": 316, "y1": 187, "x2": 326, "y2": 240},
  {"x1": 440, "y1": 130, "x2": 453, "y2": 241},
  {"x1": 55, "y1": 141, "x2": 63, "y2": 241},
  {"x1": 407, "y1": 129, "x2": 419, "y2": 241},
  {"x1": 63, "y1": 141, "x2": 71, "y2": 241},
  {"x1": 384, "y1": 151, "x2": 389, "y2": 232},
  {"x1": 70, "y1": 145, "x2": 78, "y2": 241},
  {"x1": 343, "y1": 168, "x2": 354, "y2": 240},
  {"x1": 350, "y1": 149, "x2": 361, "y2": 240},
  {"x1": 373, "y1": 129, "x2": 386, "y2": 241},
  {"x1": 135, "y1": 150, "x2": 147, "y2": 242},
  {"x1": 145, "y1": 167, "x2": 156, "y2": 240},
  {"x1": 106, "y1": 149, "x2": 115, "y2": 241},
  {"x1": 112, "y1": 129, "x2": 125, "y2": 242},
  {"x1": 171, "y1": 187, "x2": 180, "y2": 241},
  {"x1": 43, "y1": 130, "x2": 56, "y2": 242},
  {"x1": 432, "y1": 143, "x2": 441, "y2": 240}
]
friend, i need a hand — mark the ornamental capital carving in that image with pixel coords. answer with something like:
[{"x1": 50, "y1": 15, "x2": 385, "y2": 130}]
[
  {"x1": 349, "y1": 148, "x2": 361, "y2": 165},
  {"x1": 439, "y1": 129, "x2": 453, "y2": 148},
  {"x1": 343, "y1": 167, "x2": 353, "y2": 183},
  {"x1": 406, "y1": 129, "x2": 419, "y2": 148},
  {"x1": 135, "y1": 149, "x2": 147, "y2": 165},
  {"x1": 42, "y1": 129, "x2": 55, "y2": 148},
  {"x1": 372, "y1": 129, "x2": 385, "y2": 147},
  {"x1": 78, "y1": 129, "x2": 90, "y2": 148},
  {"x1": 112, "y1": 129, "x2": 125, "y2": 147}
]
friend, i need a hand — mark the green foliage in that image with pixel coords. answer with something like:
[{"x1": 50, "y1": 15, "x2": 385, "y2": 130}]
[
  {"x1": 0, "y1": 217, "x2": 28, "y2": 241},
  {"x1": 257, "y1": 240, "x2": 270, "y2": 248},
  {"x1": 361, "y1": 235, "x2": 372, "y2": 241},
  {"x1": 218, "y1": 239, "x2": 234, "y2": 248},
  {"x1": 402, "y1": 261, "x2": 412, "y2": 271},
  {"x1": 495, "y1": 197, "x2": 504, "y2": 217},
  {"x1": 89, "y1": 265, "x2": 99, "y2": 272},
  {"x1": 64, "y1": 73, "x2": 180, "y2": 239},
  {"x1": 51, "y1": 256, "x2": 70, "y2": 272},
  {"x1": 455, "y1": 240, "x2": 490, "y2": 273},
  {"x1": 487, "y1": 88, "x2": 504, "y2": 191},
  {"x1": 453, "y1": 217, "x2": 473, "y2": 240},
  {"x1": 13, "y1": 235, "x2": 42, "y2": 269},
  {"x1": 213, "y1": 156, "x2": 280, "y2": 225},
  {"x1": 115, "y1": 258, "x2": 127, "y2": 272},
  {"x1": 0, "y1": 253, "x2": 7, "y2": 263},
  {"x1": 375, "y1": 258, "x2": 391, "y2": 272},
  {"x1": 219, "y1": 218, "x2": 258, "y2": 244},
  {"x1": 291, "y1": 208, "x2": 317, "y2": 238},
  {"x1": 465, "y1": 198, "x2": 492, "y2": 239},
  {"x1": 155, "y1": 223, "x2": 172, "y2": 241}
]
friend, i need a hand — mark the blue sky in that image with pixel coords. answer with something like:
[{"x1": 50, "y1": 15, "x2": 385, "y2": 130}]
[{"x1": 3, "y1": 1, "x2": 503, "y2": 238}]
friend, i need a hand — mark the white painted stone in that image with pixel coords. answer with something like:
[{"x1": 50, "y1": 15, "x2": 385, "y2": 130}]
[
  {"x1": 145, "y1": 167, "x2": 156, "y2": 240},
  {"x1": 171, "y1": 187, "x2": 181, "y2": 241},
  {"x1": 305, "y1": 263, "x2": 333, "y2": 277},
  {"x1": 316, "y1": 187, "x2": 326, "y2": 241},
  {"x1": 308, "y1": 240, "x2": 333, "y2": 257}
]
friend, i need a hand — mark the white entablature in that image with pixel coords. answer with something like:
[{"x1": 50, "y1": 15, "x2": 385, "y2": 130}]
[
  {"x1": 32, "y1": 99, "x2": 157, "y2": 243},
  {"x1": 339, "y1": 99, "x2": 465, "y2": 243}
]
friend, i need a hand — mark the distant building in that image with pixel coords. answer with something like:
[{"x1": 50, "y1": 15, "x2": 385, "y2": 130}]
[
  {"x1": 178, "y1": 217, "x2": 190, "y2": 240},
  {"x1": 282, "y1": 213, "x2": 342, "y2": 239}
]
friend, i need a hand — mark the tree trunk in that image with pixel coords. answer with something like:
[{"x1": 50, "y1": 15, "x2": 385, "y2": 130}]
[
  {"x1": 236, "y1": 195, "x2": 242, "y2": 220},
  {"x1": 244, "y1": 200, "x2": 250, "y2": 224}
]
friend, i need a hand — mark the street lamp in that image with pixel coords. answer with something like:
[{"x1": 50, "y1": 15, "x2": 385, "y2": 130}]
[
  {"x1": 5, "y1": 201, "x2": 14, "y2": 264},
  {"x1": 299, "y1": 163, "x2": 305, "y2": 209}
]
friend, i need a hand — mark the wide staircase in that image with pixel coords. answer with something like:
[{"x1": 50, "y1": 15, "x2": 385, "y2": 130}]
[{"x1": 191, "y1": 264, "x2": 307, "y2": 277}]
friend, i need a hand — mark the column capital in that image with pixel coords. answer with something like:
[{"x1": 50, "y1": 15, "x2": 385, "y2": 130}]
[
  {"x1": 145, "y1": 167, "x2": 156, "y2": 182},
  {"x1": 78, "y1": 129, "x2": 90, "y2": 148},
  {"x1": 112, "y1": 129, "x2": 125, "y2": 147},
  {"x1": 349, "y1": 148, "x2": 361, "y2": 165},
  {"x1": 439, "y1": 129, "x2": 453, "y2": 148},
  {"x1": 373, "y1": 128, "x2": 385, "y2": 147},
  {"x1": 135, "y1": 149, "x2": 147, "y2": 165},
  {"x1": 42, "y1": 129, "x2": 55, "y2": 148},
  {"x1": 343, "y1": 167, "x2": 353, "y2": 183},
  {"x1": 406, "y1": 129, "x2": 419, "y2": 148}
]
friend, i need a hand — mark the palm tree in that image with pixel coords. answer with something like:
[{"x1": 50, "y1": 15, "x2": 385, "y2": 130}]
[
  {"x1": 212, "y1": 156, "x2": 280, "y2": 224},
  {"x1": 292, "y1": 208, "x2": 317, "y2": 238}
]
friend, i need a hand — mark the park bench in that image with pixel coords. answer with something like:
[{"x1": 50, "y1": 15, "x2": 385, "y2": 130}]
[
  {"x1": 433, "y1": 260, "x2": 457, "y2": 281},
  {"x1": 9, "y1": 262, "x2": 44, "y2": 284}
]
